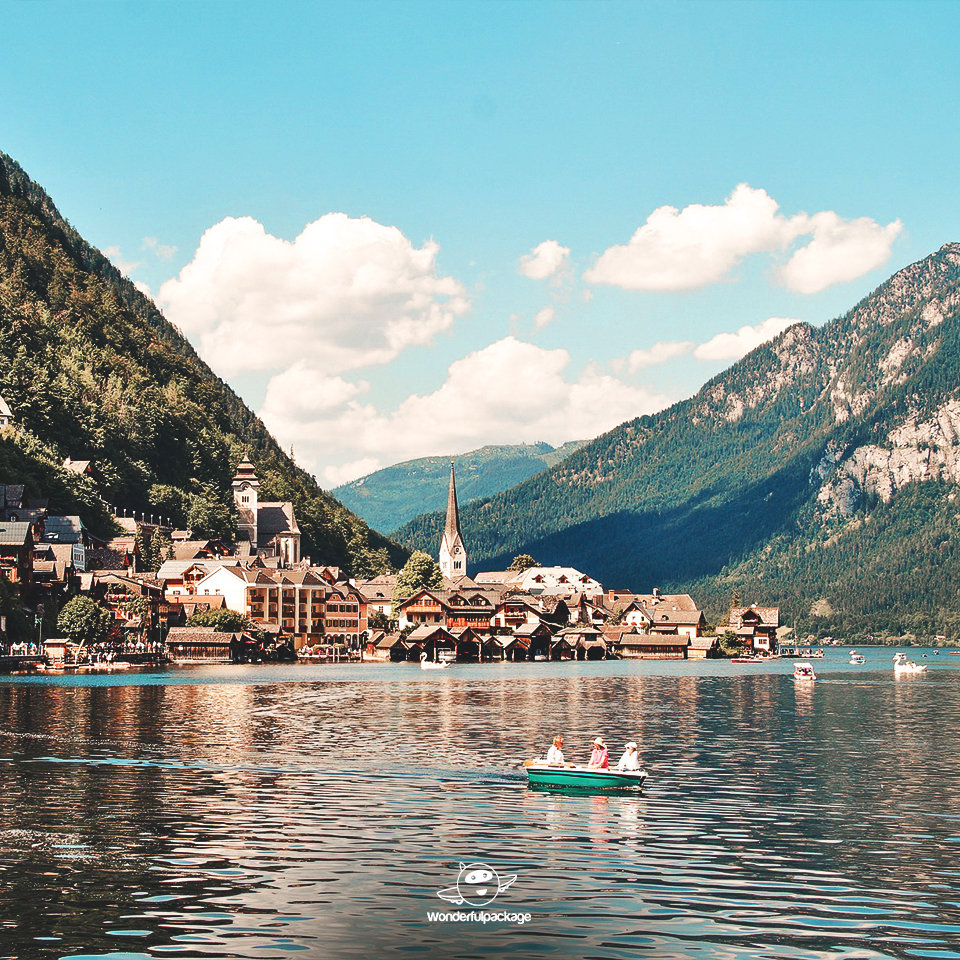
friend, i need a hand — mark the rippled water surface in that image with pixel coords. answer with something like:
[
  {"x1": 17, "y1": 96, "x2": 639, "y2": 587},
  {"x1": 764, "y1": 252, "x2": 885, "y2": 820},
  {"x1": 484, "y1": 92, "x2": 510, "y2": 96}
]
[{"x1": 1, "y1": 648, "x2": 959, "y2": 960}]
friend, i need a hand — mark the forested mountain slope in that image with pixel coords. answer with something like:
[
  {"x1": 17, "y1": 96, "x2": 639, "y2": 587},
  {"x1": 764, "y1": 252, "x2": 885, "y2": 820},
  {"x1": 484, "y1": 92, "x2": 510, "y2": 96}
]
[
  {"x1": 333, "y1": 440, "x2": 586, "y2": 534},
  {"x1": 0, "y1": 150, "x2": 405, "y2": 576},
  {"x1": 396, "y1": 244, "x2": 960, "y2": 640}
]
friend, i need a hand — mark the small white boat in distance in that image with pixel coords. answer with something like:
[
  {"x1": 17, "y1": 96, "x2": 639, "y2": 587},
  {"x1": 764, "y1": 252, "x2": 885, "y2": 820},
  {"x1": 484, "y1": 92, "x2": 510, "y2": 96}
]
[
  {"x1": 420, "y1": 652, "x2": 449, "y2": 670},
  {"x1": 893, "y1": 653, "x2": 927, "y2": 673},
  {"x1": 849, "y1": 651, "x2": 865, "y2": 664},
  {"x1": 793, "y1": 662, "x2": 817, "y2": 681}
]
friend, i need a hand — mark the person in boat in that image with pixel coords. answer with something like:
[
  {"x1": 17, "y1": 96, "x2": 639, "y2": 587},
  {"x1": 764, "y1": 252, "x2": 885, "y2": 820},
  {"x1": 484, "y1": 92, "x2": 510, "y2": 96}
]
[
  {"x1": 546, "y1": 735, "x2": 565, "y2": 765},
  {"x1": 617, "y1": 741, "x2": 640, "y2": 771},
  {"x1": 588, "y1": 737, "x2": 609, "y2": 769}
]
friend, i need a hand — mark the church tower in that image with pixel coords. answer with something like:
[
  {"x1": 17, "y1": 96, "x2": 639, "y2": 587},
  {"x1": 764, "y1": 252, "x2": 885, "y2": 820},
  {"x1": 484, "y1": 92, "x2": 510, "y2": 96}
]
[
  {"x1": 439, "y1": 459, "x2": 467, "y2": 579},
  {"x1": 232, "y1": 454, "x2": 260, "y2": 549}
]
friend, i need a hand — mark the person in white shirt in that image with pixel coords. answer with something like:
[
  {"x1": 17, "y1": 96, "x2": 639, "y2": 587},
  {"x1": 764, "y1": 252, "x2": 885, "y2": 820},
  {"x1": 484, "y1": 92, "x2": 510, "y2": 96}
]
[
  {"x1": 546, "y1": 735, "x2": 565, "y2": 765},
  {"x1": 617, "y1": 741, "x2": 640, "y2": 771}
]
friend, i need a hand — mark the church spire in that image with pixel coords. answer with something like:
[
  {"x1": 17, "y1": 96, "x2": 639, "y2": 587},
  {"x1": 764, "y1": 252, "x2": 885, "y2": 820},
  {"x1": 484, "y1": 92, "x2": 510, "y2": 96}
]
[{"x1": 439, "y1": 459, "x2": 466, "y2": 579}]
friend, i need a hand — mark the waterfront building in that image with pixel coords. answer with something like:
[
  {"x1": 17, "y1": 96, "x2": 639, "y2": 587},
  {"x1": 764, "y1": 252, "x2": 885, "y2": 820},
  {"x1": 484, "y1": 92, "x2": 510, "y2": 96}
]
[
  {"x1": 615, "y1": 630, "x2": 690, "y2": 660},
  {"x1": 0, "y1": 394, "x2": 11, "y2": 430},
  {"x1": 403, "y1": 623, "x2": 456, "y2": 662},
  {"x1": 166, "y1": 626, "x2": 248, "y2": 662},
  {"x1": 606, "y1": 588, "x2": 705, "y2": 639},
  {"x1": 397, "y1": 588, "x2": 445, "y2": 629},
  {"x1": 190, "y1": 565, "x2": 327, "y2": 648},
  {"x1": 438, "y1": 460, "x2": 466, "y2": 579},
  {"x1": 182, "y1": 564, "x2": 368, "y2": 651},
  {"x1": 395, "y1": 586, "x2": 498, "y2": 634},
  {"x1": 728, "y1": 604, "x2": 781, "y2": 654}
]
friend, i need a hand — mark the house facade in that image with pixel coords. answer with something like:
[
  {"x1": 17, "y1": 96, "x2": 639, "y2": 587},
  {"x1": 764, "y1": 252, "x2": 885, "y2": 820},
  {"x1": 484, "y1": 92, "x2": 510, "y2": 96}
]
[{"x1": 729, "y1": 605, "x2": 781, "y2": 653}]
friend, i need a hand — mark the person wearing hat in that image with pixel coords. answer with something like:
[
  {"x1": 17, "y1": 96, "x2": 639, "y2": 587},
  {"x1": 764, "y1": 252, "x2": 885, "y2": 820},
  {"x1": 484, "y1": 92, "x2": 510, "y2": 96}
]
[
  {"x1": 617, "y1": 741, "x2": 640, "y2": 771},
  {"x1": 588, "y1": 737, "x2": 609, "y2": 769}
]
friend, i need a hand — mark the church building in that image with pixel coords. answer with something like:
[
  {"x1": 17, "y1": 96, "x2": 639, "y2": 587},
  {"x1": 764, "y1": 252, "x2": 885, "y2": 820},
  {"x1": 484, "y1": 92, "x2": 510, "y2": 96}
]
[
  {"x1": 231, "y1": 455, "x2": 301, "y2": 566},
  {"x1": 438, "y1": 459, "x2": 467, "y2": 579}
]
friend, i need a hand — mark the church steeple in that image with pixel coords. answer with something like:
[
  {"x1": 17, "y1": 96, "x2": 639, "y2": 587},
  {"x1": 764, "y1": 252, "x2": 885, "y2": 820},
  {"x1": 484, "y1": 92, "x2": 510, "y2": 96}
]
[{"x1": 439, "y1": 459, "x2": 466, "y2": 579}]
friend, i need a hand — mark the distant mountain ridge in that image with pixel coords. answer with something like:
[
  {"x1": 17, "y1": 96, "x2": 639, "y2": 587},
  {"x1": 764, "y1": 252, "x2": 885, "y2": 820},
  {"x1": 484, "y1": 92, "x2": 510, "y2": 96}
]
[
  {"x1": 333, "y1": 441, "x2": 587, "y2": 534},
  {"x1": 395, "y1": 243, "x2": 960, "y2": 641},
  {"x1": 0, "y1": 149, "x2": 405, "y2": 576}
]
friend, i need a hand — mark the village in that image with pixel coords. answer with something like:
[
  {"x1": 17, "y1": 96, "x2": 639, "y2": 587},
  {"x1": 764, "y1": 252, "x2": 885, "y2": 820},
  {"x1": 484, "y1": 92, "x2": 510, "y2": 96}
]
[{"x1": 0, "y1": 406, "x2": 782, "y2": 667}]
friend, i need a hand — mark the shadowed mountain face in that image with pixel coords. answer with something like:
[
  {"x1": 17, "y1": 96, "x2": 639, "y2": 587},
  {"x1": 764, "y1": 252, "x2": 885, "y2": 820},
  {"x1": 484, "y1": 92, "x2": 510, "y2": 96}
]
[
  {"x1": 0, "y1": 150, "x2": 405, "y2": 576},
  {"x1": 396, "y1": 244, "x2": 960, "y2": 639},
  {"x1": 332, "y1": 441, "x2": 587, "y2": 535}
]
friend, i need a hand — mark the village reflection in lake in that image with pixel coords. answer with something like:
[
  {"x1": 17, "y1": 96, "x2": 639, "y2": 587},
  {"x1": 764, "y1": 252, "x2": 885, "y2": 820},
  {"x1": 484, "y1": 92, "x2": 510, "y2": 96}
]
[{"x1": 1, "y1": 652, "x2": 959, "y2": 960}]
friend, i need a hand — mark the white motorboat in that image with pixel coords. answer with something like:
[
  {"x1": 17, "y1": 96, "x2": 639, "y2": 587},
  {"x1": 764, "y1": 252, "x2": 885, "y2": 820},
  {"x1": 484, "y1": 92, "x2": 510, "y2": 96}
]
[
  {"x1": 793, "y1": 661, "x2": 817, "y2": 681},
  {"x1": 849, "y1": 651, "x2": 865, "y2": 664}
]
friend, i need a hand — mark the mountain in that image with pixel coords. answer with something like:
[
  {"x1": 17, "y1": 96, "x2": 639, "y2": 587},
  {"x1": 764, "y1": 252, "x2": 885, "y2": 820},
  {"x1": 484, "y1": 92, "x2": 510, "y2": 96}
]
[
  {"x1": 332, "y1": 440, "x2": 587, "y2": 534},
  {"x1": 0, "y1": 150, "x2": 406, "y2": 576},
  {"x1": 396, "y1": 244, "x2": 960, "y2": 641}
]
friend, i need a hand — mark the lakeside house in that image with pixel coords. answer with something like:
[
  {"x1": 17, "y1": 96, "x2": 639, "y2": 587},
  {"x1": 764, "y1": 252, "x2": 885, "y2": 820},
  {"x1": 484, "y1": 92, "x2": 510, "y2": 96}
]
[{"x1": 729, "y1": 605, "x2": 781, "y2": 654}]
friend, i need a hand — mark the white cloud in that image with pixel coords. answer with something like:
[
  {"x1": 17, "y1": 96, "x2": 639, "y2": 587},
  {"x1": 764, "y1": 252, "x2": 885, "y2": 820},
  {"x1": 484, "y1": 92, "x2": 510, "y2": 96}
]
[
  {"x1": 104, "y1": 246, "x2": 141, "y2": 276},
  {"x1": 777, "y1": 213, "x2": 903, "y2": 294},
  {"x1": 694, "y1": 316, "x2": 799, "y2": 362},
  {"x1": 324, "y1": 458, "x2": 383, "y2": 488},
  {"x1": 627, "y1": 340, "x2": 694, "y2": 372},
  {"x1": 157, "y1": 214, "x2": 469, "y2": 377},
  {"x1": 533, "y1": 306, "x2": 556, "y2": 328},
  {"x1": 133, "y1": 280, "x2": 152, "y2": 297},
  {"x1": 259, "y1": 337, "x2": 667, "y2": 486},
  {"x1": 584, "y1": 183, "x2": 901, "y2": 294},
  {"x1": 518, "y1": 239, "x2": 571, "y2": 280},
  {"x1": 142, "y1": 236, "x2": 178, "y2": 260}
]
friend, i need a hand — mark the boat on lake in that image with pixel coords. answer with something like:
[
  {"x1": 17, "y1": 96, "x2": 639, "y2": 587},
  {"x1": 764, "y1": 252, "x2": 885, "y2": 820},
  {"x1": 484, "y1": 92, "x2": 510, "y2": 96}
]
[
  {"x1": 849, "y1": 651, "x2": 865, "y2": 664},
  {"x1": 420, "y1": 653, "x2": 449, "y2": 670},
  {"x1": 793, "y1": 662, "x2": 817, "y2": 681},
  {"x1": 524, "y1": 761, "x2": 647, "y2": 791},
  {"x1": 893, "y1": 653, "x2": 927, "y2": 673}
]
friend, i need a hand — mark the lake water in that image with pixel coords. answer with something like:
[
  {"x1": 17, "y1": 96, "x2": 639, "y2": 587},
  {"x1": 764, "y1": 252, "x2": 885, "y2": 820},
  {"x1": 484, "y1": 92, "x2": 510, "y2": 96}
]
[{"x1": 1, "y1": 647, "x2": 959, "y2": 960}]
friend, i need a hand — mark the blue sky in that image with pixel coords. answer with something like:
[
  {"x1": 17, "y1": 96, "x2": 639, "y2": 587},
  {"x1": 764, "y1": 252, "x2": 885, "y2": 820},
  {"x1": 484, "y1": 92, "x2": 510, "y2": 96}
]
[{"x1": 3, "y1": 0, "x2": 960, "y2": 486}]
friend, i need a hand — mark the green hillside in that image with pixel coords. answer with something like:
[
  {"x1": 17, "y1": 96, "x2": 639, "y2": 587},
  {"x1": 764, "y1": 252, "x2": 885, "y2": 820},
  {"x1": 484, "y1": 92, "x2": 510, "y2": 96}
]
[
  {"x1": 332, "y1": 440, "x2": 586, "y2": 534},
  {"x1": 396, "y1": 244, "x2": 960, "y2": 641},
  {"x1": 0, "y1": 150, "x2": 406, "y2": 577}
]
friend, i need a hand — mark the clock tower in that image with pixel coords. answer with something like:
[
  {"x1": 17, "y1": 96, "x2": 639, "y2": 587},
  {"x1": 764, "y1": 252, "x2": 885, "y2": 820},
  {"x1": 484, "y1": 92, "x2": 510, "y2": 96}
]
[
  {"x1": 232, "y1": 453, "x2": 260, "y2": 548},
  {"x1": 439, "y1": 459, "x2": 467, "y2": 580}
]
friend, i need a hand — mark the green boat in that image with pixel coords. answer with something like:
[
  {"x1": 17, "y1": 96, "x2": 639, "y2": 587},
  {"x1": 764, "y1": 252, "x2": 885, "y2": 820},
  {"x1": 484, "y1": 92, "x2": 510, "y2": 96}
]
[{"x1": 524, "y1": 762, "x2": 647, "y2": 791}]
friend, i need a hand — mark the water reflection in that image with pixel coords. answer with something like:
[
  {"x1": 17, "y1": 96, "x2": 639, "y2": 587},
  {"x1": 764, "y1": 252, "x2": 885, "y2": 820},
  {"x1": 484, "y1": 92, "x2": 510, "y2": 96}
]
[{"x1": 0, "y1": 658, "x2": 958, "y2": 959}]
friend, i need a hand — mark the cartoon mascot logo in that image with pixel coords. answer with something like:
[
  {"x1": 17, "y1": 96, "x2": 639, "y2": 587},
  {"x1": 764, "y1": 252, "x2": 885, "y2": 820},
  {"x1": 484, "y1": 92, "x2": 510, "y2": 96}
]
[{"x1": 436, "y1": 862, "x2": 517, "y2": 907}]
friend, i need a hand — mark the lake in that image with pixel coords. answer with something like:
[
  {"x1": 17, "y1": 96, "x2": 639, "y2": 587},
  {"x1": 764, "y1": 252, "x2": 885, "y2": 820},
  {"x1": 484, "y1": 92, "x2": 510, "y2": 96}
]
[{"x1": 1, "y1": 647, "x2": 959, "y2": 960}]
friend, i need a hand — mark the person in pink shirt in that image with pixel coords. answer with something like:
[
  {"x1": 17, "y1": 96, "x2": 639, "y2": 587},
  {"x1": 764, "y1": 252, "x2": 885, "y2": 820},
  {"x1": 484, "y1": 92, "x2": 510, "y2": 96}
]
[{"x1": 588, "y1": 737, "x2": 609, "y2": 769}]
